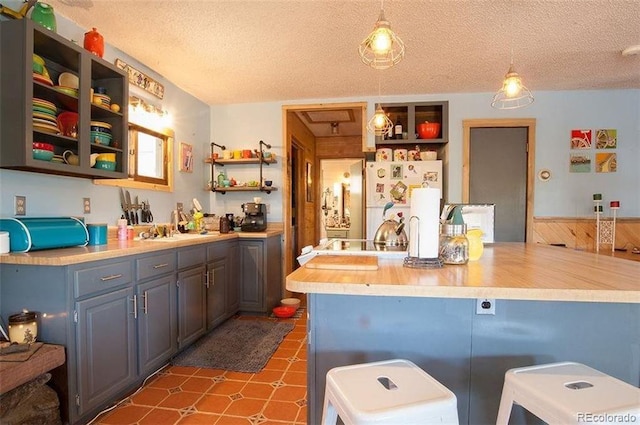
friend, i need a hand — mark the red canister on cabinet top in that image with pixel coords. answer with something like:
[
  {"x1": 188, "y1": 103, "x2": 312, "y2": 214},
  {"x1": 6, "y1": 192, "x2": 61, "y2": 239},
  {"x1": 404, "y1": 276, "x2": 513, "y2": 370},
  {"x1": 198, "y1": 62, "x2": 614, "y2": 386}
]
[{"x1": 84, "y1": 27, "x2": 104, "y2": 58}]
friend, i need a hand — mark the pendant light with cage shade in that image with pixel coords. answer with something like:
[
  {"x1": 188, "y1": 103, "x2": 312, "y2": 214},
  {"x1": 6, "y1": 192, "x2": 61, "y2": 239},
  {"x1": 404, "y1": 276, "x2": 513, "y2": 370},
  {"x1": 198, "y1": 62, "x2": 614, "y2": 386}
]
[
  {"x1": 491, "y1": 1, "x2": 534, "y2": 109},
  {"x1": 358, "y1": 0, "x2": 405, "y2": 70},
  {"x1": 367, "y1": 76, "x2": 393, "y2": 136}
]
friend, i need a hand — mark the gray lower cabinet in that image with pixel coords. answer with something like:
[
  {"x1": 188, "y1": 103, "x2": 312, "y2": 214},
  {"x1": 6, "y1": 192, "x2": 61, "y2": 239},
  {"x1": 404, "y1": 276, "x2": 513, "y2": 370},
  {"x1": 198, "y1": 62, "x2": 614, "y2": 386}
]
[
  {"x1": 135, "y1": 251, "x2": 178, "y2": 376},
  {"x1": 239, "y1": 235, "x2": 282, "y2": 314},
  {"x1": 206, "y1": 240, "x2": 240, "y2": 329},
  {"x1": 75, "y1": 286, "x2": 137, "y2": 418},
  {"x1": 177, "y1": 246, "x2": 207, "y2": 349}
]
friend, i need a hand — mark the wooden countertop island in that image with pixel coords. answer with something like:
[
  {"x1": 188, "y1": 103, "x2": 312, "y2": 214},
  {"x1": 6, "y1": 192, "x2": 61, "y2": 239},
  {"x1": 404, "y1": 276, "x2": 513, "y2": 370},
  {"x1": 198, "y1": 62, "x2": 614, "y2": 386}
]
[
  {"x1": 287, "y1": 243, "x2": 640, "y2": 303},
  {"x1": 286, "y1": 243, "x2": 640, "y2": 424}
]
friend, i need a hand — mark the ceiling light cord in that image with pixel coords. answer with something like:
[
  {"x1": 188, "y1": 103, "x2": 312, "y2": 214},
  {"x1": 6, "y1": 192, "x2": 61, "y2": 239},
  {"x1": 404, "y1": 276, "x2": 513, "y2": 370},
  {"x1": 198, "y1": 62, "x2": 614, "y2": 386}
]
[{"x1": 491, "y1": 0, "x2": 534, "y2": 110}]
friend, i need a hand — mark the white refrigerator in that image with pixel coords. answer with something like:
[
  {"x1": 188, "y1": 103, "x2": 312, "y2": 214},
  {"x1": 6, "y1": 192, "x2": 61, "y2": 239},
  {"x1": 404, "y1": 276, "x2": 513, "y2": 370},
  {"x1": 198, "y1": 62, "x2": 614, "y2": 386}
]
[{"x1": 365, "y1": 160, "x2": 443, "y2": 240}]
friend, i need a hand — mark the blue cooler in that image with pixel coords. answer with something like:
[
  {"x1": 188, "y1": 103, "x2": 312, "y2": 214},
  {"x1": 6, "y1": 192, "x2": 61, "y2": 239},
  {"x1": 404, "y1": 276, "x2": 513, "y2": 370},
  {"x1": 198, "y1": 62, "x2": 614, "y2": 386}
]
[{"x1": 0, "y1": 217, "x2": 89, "y2": 252}]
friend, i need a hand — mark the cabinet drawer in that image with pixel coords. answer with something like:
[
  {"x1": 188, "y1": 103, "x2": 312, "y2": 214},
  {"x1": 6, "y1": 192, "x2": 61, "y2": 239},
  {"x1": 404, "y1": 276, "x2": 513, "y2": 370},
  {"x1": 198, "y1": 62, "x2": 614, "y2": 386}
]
[
  {"x1": 74, "y1": 261, "x2": 133, "y2": 298},
  {"x1": 178, "y1": 246, "x2": 206, "y2": 270},
  {"x1": 208, "y1": 240, "x2": 235, "y2": 261},
  {"x1": 326, "y1": 229, "x2": 349, "y2": 239},
  {"x1": 137, "y1": 251, "x2": 176, "y2": 280}
]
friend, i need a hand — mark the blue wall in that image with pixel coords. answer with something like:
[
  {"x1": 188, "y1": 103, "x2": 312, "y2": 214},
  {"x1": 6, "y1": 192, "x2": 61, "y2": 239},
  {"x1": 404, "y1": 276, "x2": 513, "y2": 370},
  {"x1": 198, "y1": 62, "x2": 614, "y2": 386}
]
[{"x1": 1, "y1": 7, "x2": 638, "y2": 224}]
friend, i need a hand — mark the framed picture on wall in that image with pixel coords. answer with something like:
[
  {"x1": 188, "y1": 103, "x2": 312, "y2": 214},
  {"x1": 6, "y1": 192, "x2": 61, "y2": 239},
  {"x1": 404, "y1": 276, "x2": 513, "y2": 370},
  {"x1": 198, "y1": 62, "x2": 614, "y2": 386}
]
[{"x1": 180, "y1": 142, "x2": 194, "y2": 173}]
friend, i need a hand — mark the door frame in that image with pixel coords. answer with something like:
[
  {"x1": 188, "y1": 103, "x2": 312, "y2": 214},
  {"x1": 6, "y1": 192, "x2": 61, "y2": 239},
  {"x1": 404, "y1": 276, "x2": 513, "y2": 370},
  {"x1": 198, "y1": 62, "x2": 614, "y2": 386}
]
[
  {"x1": 462, "y1": 118, "x2": 536, "y2": 242},
  {"x1": 282, "y1": 102, "x2": 368, "y2": 279}
]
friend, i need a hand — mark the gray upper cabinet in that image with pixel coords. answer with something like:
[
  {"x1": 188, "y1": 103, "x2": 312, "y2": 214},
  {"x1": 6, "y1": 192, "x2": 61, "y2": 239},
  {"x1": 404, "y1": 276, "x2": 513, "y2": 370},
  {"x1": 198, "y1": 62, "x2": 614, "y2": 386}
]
[
  {"x1": 0, "y1": 19, "x2": 128, "y2": 178},
  {"x1": 374, "y1": 101, "x2": 449, "y2": 145}
]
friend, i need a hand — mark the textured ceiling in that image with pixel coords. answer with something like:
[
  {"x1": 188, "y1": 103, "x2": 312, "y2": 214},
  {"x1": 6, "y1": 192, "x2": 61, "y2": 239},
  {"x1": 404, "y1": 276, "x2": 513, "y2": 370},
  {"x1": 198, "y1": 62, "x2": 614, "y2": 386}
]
[{"x1": 49, "y1": 0, "x2": 640, "y2": 106}]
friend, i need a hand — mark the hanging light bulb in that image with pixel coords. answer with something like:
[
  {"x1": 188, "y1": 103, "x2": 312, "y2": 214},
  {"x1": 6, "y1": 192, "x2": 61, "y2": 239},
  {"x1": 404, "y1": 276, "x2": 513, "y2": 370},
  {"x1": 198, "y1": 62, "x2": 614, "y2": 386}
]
[
  {"x1": 491, "y1": 63, "x2": 534, "y2": 109},
  {"x1": 358, "y1": 2, "x2": 405, "y2": 70},
  {"x1": 367, "y1": 104, "x2": 393, "y2": 136}
]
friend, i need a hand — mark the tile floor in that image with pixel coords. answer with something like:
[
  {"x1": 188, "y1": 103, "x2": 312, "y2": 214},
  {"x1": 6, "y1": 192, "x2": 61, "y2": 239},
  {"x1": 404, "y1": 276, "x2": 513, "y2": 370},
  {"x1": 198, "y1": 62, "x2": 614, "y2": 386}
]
[{"x1": 92, "y1": 312, "x2": 307, "y2": 425}]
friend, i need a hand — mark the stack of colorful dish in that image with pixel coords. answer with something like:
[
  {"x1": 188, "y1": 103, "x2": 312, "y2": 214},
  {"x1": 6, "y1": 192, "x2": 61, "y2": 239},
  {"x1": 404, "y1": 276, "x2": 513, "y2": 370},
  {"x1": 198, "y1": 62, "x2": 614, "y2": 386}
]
[
  {"x1": 90, "y1": 121, "x2": 112, "y2": 146},
  {"x1": 92, "y1": 92, "x2": 111, "y2": 108},
  {"x1": 93, "y1": 153, "x2": 117, "y2": 170},
  {"x1": 33, "y1": 142, "x2": 54, "y2": 161},
  {"x1": 32, "y1": 54, "x2": 53, "y2": 86},
  {"x1": 32, "y1": 98, "x2": 59, "y2": 134}
]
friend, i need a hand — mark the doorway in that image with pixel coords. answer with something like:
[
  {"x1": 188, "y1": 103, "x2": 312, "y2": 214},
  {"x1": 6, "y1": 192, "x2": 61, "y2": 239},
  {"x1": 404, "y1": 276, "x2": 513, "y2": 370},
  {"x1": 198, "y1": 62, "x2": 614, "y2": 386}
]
[
  {"x1": 319, "y1": 159, "x2": 364, "y2": 240},
  {"x1": 462, "y1": 119, "x2": 536, "y2": 242},
  {"x1": 282, "y1": 102, "x2": 368, "y2": 278}
]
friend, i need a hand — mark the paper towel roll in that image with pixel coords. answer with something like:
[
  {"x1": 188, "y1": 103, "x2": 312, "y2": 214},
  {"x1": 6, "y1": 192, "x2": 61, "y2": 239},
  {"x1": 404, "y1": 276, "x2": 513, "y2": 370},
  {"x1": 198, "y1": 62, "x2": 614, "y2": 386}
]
[{"x1": 408, "y1": 188, "x2": 441, "y2": 258}]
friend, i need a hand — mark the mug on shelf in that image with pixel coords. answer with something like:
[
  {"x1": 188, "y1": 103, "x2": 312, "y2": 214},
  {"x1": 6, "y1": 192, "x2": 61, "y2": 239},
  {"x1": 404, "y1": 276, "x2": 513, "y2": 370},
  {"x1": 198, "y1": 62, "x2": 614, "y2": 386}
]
[
  {"x1": 222, "y1": 150, "x2": 232, "y2": 159},
  {"x1": 233, "y1": 150, "x2": 242, "y2": 159},
  {"x1": 63, "y1": 150, "x2": 79, "y2": 166},
  {"x1": 242, "y1": 149, "x2": 252, "y2": 158}
]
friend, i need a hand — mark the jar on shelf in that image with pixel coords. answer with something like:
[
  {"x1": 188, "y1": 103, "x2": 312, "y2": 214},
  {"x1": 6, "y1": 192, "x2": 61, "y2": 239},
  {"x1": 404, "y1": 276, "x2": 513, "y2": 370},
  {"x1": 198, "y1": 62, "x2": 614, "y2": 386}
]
[{"x1": 439, "y1": 224, "x2": 469, "y2": 265}]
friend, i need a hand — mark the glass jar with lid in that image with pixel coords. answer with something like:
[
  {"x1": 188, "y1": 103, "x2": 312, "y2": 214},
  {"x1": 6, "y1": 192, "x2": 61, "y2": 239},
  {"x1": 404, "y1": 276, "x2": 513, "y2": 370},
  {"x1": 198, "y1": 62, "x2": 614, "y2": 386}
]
[{"x1": 439, "y1": 223, "x2": 469, "y2": 265}]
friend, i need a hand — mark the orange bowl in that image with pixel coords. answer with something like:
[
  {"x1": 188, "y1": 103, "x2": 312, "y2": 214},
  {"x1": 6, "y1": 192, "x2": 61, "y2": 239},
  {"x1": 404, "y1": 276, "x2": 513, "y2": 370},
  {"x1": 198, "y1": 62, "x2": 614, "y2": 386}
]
[
  {"x1": 273, "y1": 306, "x2": 296, "y2": 318},
  {"x1": 417, "y1": 122, "x2": 440, "y2": 139}
]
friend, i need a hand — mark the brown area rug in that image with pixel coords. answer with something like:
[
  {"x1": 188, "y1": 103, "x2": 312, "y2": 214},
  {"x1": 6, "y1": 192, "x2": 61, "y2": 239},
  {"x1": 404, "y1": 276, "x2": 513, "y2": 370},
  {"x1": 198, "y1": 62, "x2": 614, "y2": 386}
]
[{"x1": 171, "y1": 317, "x2": 294, "y2": 373}]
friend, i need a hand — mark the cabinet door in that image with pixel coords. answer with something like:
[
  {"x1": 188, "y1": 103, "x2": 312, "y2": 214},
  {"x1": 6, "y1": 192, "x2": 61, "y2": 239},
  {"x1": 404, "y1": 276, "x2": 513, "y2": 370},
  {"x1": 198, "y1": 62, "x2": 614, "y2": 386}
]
[
  {"x1": 206, "y1": 257, "x2": 226, "y2": 329},
  {"x1": 177, "y1": 265, "x2": 206, "y2": 349},
  {"x1": 137, "y1": 275, "x2": 177, "y2": 375},
  {"x1": 76, "y1": 287, "x2": 136, "y2": 417},
  {"x1": 239, "y1": 240, "x2": 264, "y2": 312},
  {"x1": 226, "y1": 242, "x2": 240, "y2": 315}
]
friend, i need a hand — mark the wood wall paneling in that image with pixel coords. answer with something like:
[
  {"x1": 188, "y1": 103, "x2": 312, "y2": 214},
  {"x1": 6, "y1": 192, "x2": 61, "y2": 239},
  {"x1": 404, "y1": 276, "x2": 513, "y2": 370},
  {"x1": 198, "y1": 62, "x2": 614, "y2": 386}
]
[{"x1": 532, "y1": 217, "x2": 640, "y2": 252}]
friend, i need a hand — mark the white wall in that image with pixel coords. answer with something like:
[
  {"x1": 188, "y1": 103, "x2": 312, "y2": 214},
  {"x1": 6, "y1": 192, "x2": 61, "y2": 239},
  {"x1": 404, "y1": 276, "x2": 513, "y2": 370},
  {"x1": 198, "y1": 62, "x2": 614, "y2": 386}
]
[
  {"x1": 0, "y1": 14, "x2": 211, "y2": 224},
  {"x1": 211, "y1": 90, "x2": 640, "y2": 220}
]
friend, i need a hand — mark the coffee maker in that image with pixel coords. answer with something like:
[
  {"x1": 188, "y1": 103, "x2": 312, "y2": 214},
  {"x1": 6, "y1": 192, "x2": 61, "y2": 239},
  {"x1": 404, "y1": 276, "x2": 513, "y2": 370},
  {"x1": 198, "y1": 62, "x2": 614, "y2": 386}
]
[{"x1": 241, "y1": 203, "x2": 267, "y2": 232}]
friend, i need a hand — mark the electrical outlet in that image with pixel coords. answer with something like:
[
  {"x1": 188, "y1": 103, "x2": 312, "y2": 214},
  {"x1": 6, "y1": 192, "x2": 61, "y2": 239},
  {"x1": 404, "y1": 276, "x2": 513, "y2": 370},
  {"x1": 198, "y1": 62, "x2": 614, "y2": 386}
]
[
  {"x1": 476, "y1": 298, "x2": 496, "y2": 315},
  {"x1": 14, "y1": 195, "x2": 26, "y2": 216},
  {"x1": 83, "y1": 198, "x2": 91, "y2": 214},
  {"x1": 177, "y1": 202, "x2": 183, "y2": 212}
]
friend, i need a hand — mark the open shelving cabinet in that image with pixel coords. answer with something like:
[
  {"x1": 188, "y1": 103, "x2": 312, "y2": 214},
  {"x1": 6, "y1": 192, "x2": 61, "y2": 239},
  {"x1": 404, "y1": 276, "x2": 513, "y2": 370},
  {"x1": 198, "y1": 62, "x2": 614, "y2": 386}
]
[{"x1": 207, "y1": 140, "x2": 277, "y2": 194}]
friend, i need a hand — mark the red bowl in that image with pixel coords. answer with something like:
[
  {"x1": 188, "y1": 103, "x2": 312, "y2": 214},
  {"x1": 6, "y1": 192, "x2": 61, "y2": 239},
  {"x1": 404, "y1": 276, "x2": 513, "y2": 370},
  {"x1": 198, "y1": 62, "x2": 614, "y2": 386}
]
[
  {"x1": 273, "y1": 306, "x2": 296, "y2": 318},
  {"x1": 33, "y1": 142, "x2": 54, "y2": 151},
  {"x1": 417, "y1": 122, "x2": 440, "y2": 139},
  {"x1": 56, "y1": 111, "x2": 79, "y2": 137}
]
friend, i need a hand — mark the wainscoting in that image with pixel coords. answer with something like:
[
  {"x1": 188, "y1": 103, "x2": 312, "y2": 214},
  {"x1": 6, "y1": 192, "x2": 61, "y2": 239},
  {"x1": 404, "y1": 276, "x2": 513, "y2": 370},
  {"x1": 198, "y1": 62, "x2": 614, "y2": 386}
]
[{"x1": 532, "y1": 217, "x2": 640, "y2": 251}]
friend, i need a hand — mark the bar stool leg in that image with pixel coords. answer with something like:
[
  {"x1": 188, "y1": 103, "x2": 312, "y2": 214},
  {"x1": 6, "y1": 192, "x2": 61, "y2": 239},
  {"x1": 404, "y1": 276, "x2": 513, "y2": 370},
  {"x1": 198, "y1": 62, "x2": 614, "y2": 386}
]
[
  {"x1": 496, "y1": 383, "x2": 514, "y2": 425},
  {"x1": 321, "y1": 393, "x2": 338, "y2": 425}
]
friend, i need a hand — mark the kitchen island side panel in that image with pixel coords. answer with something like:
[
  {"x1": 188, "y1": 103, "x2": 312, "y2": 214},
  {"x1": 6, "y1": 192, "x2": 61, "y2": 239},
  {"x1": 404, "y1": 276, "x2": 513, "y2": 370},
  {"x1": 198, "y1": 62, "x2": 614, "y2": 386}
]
[
  {"x1": 307, "y1": 294, "x2": 640, "y2": 425},
  {"x1": 308, "y1": 294, "x2": 474, "y2": 425}
]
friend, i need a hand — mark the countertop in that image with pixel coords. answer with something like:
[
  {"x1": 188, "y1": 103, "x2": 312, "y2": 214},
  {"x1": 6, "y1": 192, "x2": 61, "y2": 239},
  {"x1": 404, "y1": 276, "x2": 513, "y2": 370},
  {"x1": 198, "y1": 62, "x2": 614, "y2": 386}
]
[
  {"x1": 0, "y1": 229, "x2": 283, "y2": 266},
  {"x1": 286, "y1": 243, "x2": 640, "y2": 303}
]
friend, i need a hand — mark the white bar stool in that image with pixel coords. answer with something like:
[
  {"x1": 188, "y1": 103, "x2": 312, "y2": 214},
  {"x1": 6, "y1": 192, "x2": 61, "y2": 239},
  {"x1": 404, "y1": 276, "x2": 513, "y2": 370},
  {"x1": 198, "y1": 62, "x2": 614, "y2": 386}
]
[
  {"x1": 321, "y1": 359, "x2": 459, "y2": 425},
  {"x1": 496, "y1": 362, "x2": 640, "y2": 425}
]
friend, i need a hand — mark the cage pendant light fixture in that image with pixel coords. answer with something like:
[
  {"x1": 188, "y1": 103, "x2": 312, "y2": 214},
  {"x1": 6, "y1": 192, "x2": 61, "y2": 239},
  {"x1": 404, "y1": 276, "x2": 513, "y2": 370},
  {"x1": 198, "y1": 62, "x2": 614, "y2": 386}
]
[
  {"x1": 491, "y1": 60, "x2": 534, "y2": 109},
  {"x1": 359, "y1": 0, "x2": 405, "y2": 70},
  {"x1": 367, "y1": 75, "x2": 394, "y2": 136},
  {"x1": 367, "y1": 104, "x2": 394, "y2": 136}
]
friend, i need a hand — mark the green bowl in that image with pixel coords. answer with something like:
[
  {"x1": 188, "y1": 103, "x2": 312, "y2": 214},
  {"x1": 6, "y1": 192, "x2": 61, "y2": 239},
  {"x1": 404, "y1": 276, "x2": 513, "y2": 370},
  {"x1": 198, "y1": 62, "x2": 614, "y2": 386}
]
[
  {"x1": 33, "y1": 149, "x2": 53, "y2": 161},
  {"x1": 94, "y1": 160, "x2": 116, "y2": 171},
  {"x1": 91, "y1": 132, "x2": 112, "y2": 146}
]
